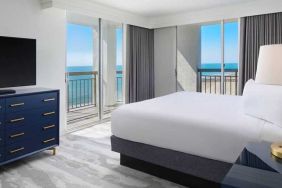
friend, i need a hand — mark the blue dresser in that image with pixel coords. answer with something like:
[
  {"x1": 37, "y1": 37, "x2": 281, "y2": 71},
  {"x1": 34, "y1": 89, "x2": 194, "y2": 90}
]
[{"x1": 0, "y1": 88, "x2": 59, "y2": 165}]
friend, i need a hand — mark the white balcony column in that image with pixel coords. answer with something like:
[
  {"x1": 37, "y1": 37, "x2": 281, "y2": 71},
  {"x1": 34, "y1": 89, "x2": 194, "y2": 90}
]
[
  {"x1": 93, "y1": 26, "x2": 99, "y2": 105},
  {"x1": 102, "y1": 24, "x2": 117, "y2": 106},
  {"x1": 93, "y1": 26, "x2": 99, "y2": 72}
]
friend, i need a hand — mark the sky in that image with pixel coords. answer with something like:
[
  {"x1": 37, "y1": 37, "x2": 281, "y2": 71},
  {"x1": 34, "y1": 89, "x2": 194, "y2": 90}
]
[
  {"x1": 67, "y1": 23, "x2": 123, "y2": 67},
  {"x1": 67, "y1": 21, "x2": 238, "y2": 67},
  {"x1": 201, "y1": 22, "x2": 239, "y2": 64}
]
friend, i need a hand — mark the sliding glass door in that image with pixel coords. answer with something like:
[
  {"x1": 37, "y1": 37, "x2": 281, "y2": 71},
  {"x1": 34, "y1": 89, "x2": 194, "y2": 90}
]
[
  {"x1": 66, "y1": 15, "x2": 100, "y2": 130},
  {"x1": 66, "y1": 14, "x2": 124, "y2": 131},
  {"x1": 223, "y1": 21, "x2": 239, "y2": 95},
  {"x1": 200, "y1": 21, "x2": 239, "y2": 95},
  {"x1": 177, "y1": 20, "x2": 239, "y2": 95},
  {"x1": 200, "y1": 22, "x2": 222, "y2": 94}
]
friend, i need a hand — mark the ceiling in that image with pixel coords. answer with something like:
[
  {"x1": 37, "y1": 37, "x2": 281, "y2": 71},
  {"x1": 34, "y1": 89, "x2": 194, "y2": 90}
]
[{"x1": 87, "y1": 0, "x2": 257, "y2": 17}]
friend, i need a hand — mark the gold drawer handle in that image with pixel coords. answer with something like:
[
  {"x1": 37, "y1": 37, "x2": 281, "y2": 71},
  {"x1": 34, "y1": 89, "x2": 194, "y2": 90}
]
[
  {"x1": 10, "y1": 147, "x2": 25, "y2": 154},
  {"x1": 43, "y1": 98, "x2": 56, "y2": 102},
  {"x1": 43, "y1": 138, "x2": 55, "y2": 143},
  {"x1": 43, "y1": 124, "x2": 55, "y2": 130},
  {"x1": 10, "y1": 103, "x2": 25, "y2": 107},
  {"x1": 43, "y1": 112, "x2": 56, "y2": 116},
  {"x1": 10, "y1": 117, "x2": 25, "y2": 123},
  {"x1": 10, "y1": 132, "x2": 25, "y2": 138}
]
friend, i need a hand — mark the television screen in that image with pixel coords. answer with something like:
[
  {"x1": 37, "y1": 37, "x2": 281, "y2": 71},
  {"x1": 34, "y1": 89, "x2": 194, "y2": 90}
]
[{"x1": 0, "y1": 36, "x2": 36, "y2": 88}]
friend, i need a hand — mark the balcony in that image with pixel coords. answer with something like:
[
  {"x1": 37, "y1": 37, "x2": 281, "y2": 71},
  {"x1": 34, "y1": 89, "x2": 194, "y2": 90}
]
[
  {"x1": 66, "y1": 71, "x2": 123, "y2": 131},
  {"x1": 198, "y1": 68, "x2": 238, "y2": 95}
]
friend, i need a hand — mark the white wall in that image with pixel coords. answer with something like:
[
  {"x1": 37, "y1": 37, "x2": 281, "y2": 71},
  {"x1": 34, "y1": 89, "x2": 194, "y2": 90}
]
[
  {"x1": 151, "y1": 0, "x2": 282, "y2": 28},
  {"x1": 0, "y1": 0, "x2": 40, "y2": 38},
  {"x1": 177, "y1": 24, "x2": 201, "y2": 92},
  {"x1": 37, "y1": 8, "x2": 67, "y2": 135},
  {"x1": 0, "y1": 0, "x2": 67, "y2": 134},
  {"x1": 154, "y1": 27, "x2": 177, "y2": 97}
]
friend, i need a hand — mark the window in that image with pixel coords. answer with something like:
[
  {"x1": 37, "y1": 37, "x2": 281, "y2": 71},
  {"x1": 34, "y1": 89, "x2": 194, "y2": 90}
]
[
  {"x1": 177, "y1": 20, "x2": 239, "y2": 95},
  {"x1": 200, "y1": 21, "x2": 239, "y2": 95},
  {"x1": 66, "y1": 14, "x2": 124, "y2": 131}
]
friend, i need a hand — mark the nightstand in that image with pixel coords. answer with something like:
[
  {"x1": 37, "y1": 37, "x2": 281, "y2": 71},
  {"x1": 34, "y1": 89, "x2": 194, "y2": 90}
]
[{"x1": 222, "y1": 142, "x2": 282, "y2": 188}]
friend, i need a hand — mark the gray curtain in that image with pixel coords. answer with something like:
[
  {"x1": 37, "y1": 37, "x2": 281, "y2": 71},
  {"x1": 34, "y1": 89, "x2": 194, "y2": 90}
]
[
  {"x1": 239, "y1": 12, "x2": 282, "y2": 94},
  {"x1": 126, "y1": 25, "x2": 154, "y2": 103}
]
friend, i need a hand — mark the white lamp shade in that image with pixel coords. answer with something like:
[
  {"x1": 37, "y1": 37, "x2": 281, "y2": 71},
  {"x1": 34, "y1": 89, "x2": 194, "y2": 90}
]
[{"x1": 255, "y1": 44, "x2": 282, "y2": 85}]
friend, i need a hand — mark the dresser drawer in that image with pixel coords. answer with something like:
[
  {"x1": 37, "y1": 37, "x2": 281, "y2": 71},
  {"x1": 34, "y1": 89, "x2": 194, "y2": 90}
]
[
  {"x1": 5, "y1": 111, "x2": 35, "y2": 128},
  {"x1": 0, "y1": 115, "x2": 3, "y2": 128},
  {"x1": 37, "y1": 107, "x2": 58, "y2": 126},
  {"x1": 5, "y1": 106, "x2": 57, "y2": 126},
  {"x1": 0, "y1": 100, "x2": 4, "y2": 114},
  {"x1": 0, "y1": 148, "x2": 4, "y2": 162},
  {"x1": 6, "y1": 92, "x2": 58, "y2": 113},
  {"x1": 0, "y1": 131, "x2": 4, "y2": 146},
  {"x1": 6, "y1": 126, "x2": 32, "y2": 145},
  {"x1": 39, "y1": 132, "x2": 58, "y2": 149},
  {"x1": 36, "y1": 92, "x2": 58, "y2": 109},
  {"x1": 5, "y1": 141, "x2": 33, "y2": 161},
  {"x1": 40, "y1": 122, "x2": 58, "y2": 135},
  {"x1": 5, "y1": 109, "x2": 57, "y2": 143}
]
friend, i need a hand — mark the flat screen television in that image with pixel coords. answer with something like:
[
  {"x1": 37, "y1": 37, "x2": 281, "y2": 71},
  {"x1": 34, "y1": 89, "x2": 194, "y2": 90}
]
[{"x1": 0, "y1": 36, "x2": 36, "y2": 92}]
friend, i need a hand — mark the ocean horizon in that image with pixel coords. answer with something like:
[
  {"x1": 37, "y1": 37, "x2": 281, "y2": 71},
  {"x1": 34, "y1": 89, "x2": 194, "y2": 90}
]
[
  {"x1": 200, "y1": 63, "x2": 238, "y2": 69},
  {"x1": 67, "y1": 63, "x2": 238, "y2": 72}
]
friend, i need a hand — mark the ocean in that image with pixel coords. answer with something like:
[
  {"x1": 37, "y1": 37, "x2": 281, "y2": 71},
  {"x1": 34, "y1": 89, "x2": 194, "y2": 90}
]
[
  {"x1": 200, "y1": 63, "x2": 238, "y2": 69},
  {"x1": 200, "y1": 63, "x2": 238, "y2": 76},
  {"x1": 67, "y1": 65, "x2": 123, "y2": 108}
]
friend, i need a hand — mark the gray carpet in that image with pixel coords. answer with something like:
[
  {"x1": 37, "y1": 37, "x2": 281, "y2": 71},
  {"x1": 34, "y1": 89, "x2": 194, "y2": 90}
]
[{"x1": 0, "y1": 122, "x2": 184, "y2": 188}]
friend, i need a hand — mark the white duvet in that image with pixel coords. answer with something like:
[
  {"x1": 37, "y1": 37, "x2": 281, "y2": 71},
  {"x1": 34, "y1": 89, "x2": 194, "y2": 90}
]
[{"x1": 111, "y1": 92, "x2": 282, "y2": 163}]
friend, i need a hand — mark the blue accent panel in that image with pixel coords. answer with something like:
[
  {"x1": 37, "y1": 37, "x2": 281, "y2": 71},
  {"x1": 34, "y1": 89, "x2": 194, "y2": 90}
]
[{"x1": 0, "y1": 88, "x2": 59, "y2": 165}]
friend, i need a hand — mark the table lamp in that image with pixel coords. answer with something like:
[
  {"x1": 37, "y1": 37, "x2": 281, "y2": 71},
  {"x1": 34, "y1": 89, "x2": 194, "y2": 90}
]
[{"x1": 255, "y1": 44, "x2": 282, "y2": 159}]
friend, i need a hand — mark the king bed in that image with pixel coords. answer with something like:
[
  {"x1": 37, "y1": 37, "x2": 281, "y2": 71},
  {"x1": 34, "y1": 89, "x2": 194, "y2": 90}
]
[{"x1": 111, "y1": 81, "x2": 282, "y2": 187}]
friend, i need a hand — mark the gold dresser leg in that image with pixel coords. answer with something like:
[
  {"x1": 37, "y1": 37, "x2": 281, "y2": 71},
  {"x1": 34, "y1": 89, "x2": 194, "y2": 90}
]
[
  {"x1": 52, "y1": 148, "x2": 56, "y2": 155},
  {"x1": 48, "y1": 148, "x2": 56, "y2": 155}
]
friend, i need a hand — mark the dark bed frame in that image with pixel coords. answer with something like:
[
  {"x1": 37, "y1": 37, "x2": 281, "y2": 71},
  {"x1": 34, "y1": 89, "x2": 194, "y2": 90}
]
[{"x1": 111, "y1": 136, "x2": 232, "y2": 188}]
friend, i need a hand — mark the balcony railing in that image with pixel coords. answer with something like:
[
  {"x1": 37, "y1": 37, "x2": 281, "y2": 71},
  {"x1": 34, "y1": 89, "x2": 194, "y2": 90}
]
[
  {"x1": 66, "y1": 71, "x2": 123, "y2": 111},
  {"x1": 197, "y1": 68, "x2": 238, "y2": 95}
]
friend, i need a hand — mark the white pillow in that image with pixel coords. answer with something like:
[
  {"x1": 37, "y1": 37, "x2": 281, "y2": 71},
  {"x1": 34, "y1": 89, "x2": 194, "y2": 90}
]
[{"x1": 243, "y1": 79, "x2": 282, "y2": 127}]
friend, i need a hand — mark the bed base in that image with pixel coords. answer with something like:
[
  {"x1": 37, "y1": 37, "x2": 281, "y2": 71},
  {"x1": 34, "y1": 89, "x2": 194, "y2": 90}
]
[
  {"x1": 121, "y1": 154, "x2": 220, "y2": 188},
  {"x1": 111, "y1": 136, "x2": 232, "y2": 188}
]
